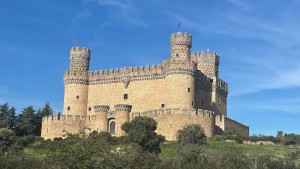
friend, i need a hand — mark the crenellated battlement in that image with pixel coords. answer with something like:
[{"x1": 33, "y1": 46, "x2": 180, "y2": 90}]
[
  {"x1": 88, "y1": 64, "x2": 164, "y2": 78},
  {"x1": 191, "y1": 50, "x2": 220, "y2": 65},
  {"x1": 216, "y1": 115, "x2": 248, "y2": 129},
  {"x1": 170, "y1": 32, "x2": 192, "y2": 48},
  {"x1": 42, "y1": 114, "x2": 97, "y2": 122},
  {"x1": 212, "y1": 77, "x2": 228, "y2": 94},
  {"x1": 132, "y1": 108, "x2": 215, "y2": 119},
  {"x1": 191, "y1": 50, "x2": 219, "y2": 58},
  {"x1": 70, "y1": 46, "x2": 90, "y2": 55}
]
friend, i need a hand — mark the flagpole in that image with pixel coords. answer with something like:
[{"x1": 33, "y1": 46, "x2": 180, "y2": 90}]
[{"x1": 73, "y1": 37, "x2": 76, "y2": 47}]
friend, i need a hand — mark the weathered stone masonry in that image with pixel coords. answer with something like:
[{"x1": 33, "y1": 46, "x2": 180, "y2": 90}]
[{"x1": 41, "y1": 32, "x2": 249, "y2": 140}]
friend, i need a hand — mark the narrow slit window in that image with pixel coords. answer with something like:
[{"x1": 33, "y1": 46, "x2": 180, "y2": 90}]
[
  {"x1": 67, "y1": 106, "x2": 70, "y2": 110},
  {"x1": 76, "y1": 95, "x2": 79, "y2": 99},
  {"x1": 188, "y1": 88, "x2": 191, "y2": 92},
  {"x1": 88, "y1": 107, "x2": 91, "y2": 111}
]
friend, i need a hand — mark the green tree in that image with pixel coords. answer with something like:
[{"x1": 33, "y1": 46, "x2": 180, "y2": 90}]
[
  {"x1": 16, "y1": 106, "x2": 37, "y2": 136},
  {"x1": 177, "y1": 124, "x2": 207, "y2": 146},
  {"x1": 121, "y1": 116, "x2": 165, "y2": 154},
  {"x1": 35, "y1": 102, "x2": 54, "y2": 136},
  {"x1": 0, "y1": 103, "x2": 17, "y2": 130}
]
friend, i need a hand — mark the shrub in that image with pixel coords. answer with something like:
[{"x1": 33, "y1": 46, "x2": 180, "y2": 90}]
[
  {"x1": 0, "y1": 128, "x2": 15, "y2": 153},
  {"x1": 177, "y1": 124, "x2": 207, "y2": 146},
  {"x1": 121, "y1": 116, "x2": 165, "y2": 153}
]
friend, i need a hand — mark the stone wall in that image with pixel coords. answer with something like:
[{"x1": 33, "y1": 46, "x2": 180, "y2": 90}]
[
  {"x1": 132, "y1": 108, "x2": 215, "y2": 141},
  {"x1": 41, "y1": 115, "x2": 96, "y2": 140},
  {"x1": 215, "y1": 115, "x2": 249, "y2": 136}
]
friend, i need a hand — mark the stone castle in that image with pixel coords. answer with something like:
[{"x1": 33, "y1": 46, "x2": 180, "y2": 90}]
[{"x1": 41, "y1": 32, "x2": 249, "y2": 140}]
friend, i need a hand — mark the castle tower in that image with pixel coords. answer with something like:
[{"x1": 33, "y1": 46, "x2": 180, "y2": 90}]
[
  {"x1": 170, "y1": 32, "x2": 192, "y2": 61},
  {"x1": 211, "y1": 77, "x2": 228, "y2": 115},
  {"x1": 114, "y1": 104, "x2": 132, "y2": 136},
  {"x1": 94, "y1": 105, "x2": 109, "y2": 133},
  {"x1": 63, "y1": 46, "x2": 90, "y2": 116},
  {"x1": 191, "y1": 51, "x2": 220, "y2": 78},
  {"x1": 165, "y1": 32, "x2": 196, "y2": 110}
]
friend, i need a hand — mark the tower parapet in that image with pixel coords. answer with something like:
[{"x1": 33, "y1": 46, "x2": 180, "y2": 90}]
[
  {"x1": 70, "y1": 46, "x2": 91, "y2": 71},
  {"x1": 191, "y1": 50, "x2": 219, "y2": 77},
  {"x1": 170, "y1": 32, "x2": 192, "y2": 61}
]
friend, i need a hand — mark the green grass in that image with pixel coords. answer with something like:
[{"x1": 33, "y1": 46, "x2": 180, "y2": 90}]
[
  {"x1": 159, "y1": 140, "x2": 300, "y2": 159},
  {"x1": 24, "y1": 140, "x2": 300, "y2": 160},
  {"x1": 24, "y1": 148, "x2": 50, "y2": 157},
  {"x1": 160, "y1": 141, "x2": 178, "y2": 158}
]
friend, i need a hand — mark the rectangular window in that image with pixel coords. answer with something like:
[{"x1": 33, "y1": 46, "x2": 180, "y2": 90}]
[
  {"x1": 124, "y1": 94, "x2": 128, "y2": 100},
  {"x1": 188, "y1": 88, "x2": 191, "y2": 92},
  {"x1": 77, "y1": 95, "x2": 79, "y2": 99},
  {"x1": 88, "y1": 107, "x2": 91, "y2": 111},
  {"x1": 161, "y1": 104, "x2": 165, "y2": 108},
  {"x1": 67, "y1": 106, "x2": 70, "y2": 110},
  {"x1": 192, "y1": 101, "x2": 194, "y2": 106}
]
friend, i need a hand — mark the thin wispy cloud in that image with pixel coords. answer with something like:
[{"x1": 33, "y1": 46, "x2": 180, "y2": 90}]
[
  {"x1": 82, "y1": 0, "x2": 147, "y2": 28},
  {"x1": 231, "y1": 65, "x2": 300, "y2": 96},
  {"x1": 254, "y1": 97, "x2": 300, "y2": 114},
  {"x1": 72, "y1": 9, "x2": 93, "y2": 23}
]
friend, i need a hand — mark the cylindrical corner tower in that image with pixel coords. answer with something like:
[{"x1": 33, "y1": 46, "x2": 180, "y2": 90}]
[
  {"x1": 170, "y1": 32, "x2": 192, "y2": 60},
  {"x1": 114, "y1": 104, "x2": 132, "y2": 136},
  {"x1": 63, "y1": 46, "x2": 90, "y2": 116},
  {"x1": 165, "y1": 32, "x2": 196, "y2": 110},
  {"x1": 94, "y1": 105, "x2": 109, "y2": 132}
]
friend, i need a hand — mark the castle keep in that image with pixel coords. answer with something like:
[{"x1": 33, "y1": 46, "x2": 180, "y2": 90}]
[{"x1": 41, "y1": 32, "x2": 249, "y2": 140}]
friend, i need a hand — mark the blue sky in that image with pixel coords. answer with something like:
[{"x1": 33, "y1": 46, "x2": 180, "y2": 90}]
[{"x1": 0, "y1": 0, "x2": 299, "y2": 135}]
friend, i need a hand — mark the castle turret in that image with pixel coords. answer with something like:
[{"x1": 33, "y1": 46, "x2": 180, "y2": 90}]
[
  {"x1": 191, "y1": 50, "x2": 219, "y2": 78},
  {"x1": 164, "y1": 32, "x2": 196, "y2": 110},
  {"x1": 94, "y1": 105, "x2": 109, "y2": 132},
  {"x1": 170, "y1": 32, "x2": 192, "y2": 61},
  {"x1": 63, "y1": 46, "x2": 90, "y2": 116},
  {"x1": 114, "y1": 104, "x2": 132, "y2": 136},
  {"x1": 70, "y1": 46, "x2": 90, "y2": 71}
]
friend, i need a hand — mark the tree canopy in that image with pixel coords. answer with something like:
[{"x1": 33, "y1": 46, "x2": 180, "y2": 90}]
[
  {"x1": 177, "y1": 124, "x2": 207, "y2": 146},
  {"x1": 121, "y1": 116, "x2": 165, "y2": 153}
]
